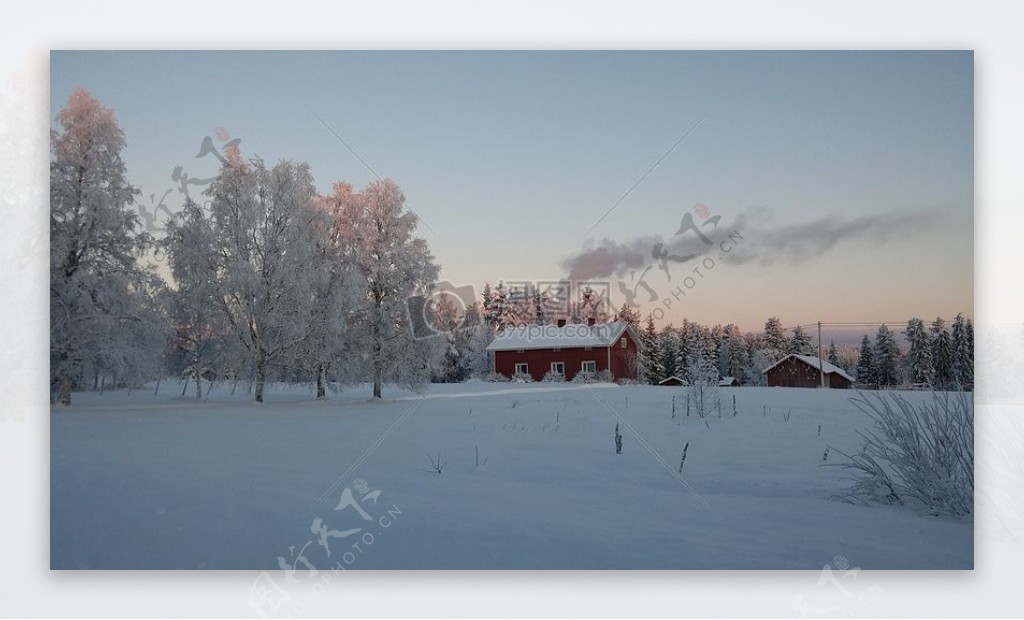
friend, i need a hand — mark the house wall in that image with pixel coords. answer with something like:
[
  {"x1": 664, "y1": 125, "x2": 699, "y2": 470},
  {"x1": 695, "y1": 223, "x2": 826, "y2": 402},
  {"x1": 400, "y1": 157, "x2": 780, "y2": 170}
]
[
  {"x1": 828, "y1": 372, "x2": 852, "y2": 389},
  {"x1": 766, "y1": 358, "x2": 823, "y2": 388},
  {"x1": 765, "y1": 358, "x2": 851, "y2": 388},
  {"x1": 494, "y1": 331, "x2": 640, "y2": 381}
]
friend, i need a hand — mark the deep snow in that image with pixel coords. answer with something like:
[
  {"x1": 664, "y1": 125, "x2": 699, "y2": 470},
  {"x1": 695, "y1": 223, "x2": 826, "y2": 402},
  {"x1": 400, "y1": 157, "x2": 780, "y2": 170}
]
[{"x1": 50, "y1": 381, "x2": 972, "y2": 570}]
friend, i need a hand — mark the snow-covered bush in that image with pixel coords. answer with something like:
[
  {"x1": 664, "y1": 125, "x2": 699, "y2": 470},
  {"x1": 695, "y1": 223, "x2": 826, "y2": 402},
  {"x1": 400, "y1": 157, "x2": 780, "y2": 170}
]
[
  {"x1": 484, "y1": 372, "x2": 510, "y2": 383},
  {"x1": 541, "y1": 370, "x2": 566, "y2": 383},
  {"x1": 830, "y1": 391, "x2": 973, "y2": 517},
  {"x1": 571, "y1": 369, "x2": 613, "y2": 384},
  {"x1": 511, "y1": 370, "x2": 534, "y2": 383}
]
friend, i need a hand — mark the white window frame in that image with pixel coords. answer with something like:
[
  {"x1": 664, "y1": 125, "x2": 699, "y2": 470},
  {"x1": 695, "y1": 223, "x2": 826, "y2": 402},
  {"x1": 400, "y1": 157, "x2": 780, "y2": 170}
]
[
  {"x1": 620, "y1": 337, "x2": 627, "y2": 348},
  {"x1": 581, "y1": 360, "x2": 597, "y2": 374},
  {"x1": 514, "y1": 362, "x2": 529, "y2": 375},
  {"x1": 550, "y1": 361, "x2": 565, "y2": 375}
]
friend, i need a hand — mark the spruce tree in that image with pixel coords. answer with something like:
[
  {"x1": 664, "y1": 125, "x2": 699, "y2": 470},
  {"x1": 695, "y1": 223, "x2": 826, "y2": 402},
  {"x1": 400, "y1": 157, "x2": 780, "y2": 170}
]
[
  {"x1": 827, "y1": 340, "x2": 840, "y2": 366},
  {"x1": 873, "y1": 324, "x2": 900, "y2": 387},
  {"x1": 639, "y1": 313, "x2": 665, "y2": 384},
  {"x1": 856, "y1": 335, "x2": 876, "y2": 386},
  {"x1": 930, "y1": 317, "x2": 954, "y2": 390},
  {"x1": 763, "y1": 316, "x2": 786, "y2": 358},
  {"x1": 951, "y1": 313, "x2": 973, "y2": 388},
  {"x1": 787, "y1": 325, "x2": 813, "y2": 355},
  {"x1": 903, "y1": 317, "x2": 932, "y2": 385}
]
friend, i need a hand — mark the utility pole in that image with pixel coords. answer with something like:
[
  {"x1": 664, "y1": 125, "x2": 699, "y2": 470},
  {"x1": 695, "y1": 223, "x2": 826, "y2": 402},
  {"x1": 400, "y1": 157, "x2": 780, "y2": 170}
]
[{"x1": 817, "y1": 321, "x2": 826, "y2": 388}]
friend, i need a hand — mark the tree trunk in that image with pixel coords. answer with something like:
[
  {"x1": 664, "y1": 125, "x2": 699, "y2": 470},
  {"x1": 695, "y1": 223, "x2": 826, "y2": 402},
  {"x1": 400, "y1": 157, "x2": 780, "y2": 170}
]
[
  {"x1": 316, "y1": 364, "x2": 326, "y2": 399},
  {"x1": 195, "y1": 368, "x2": 202, "y2": 399},
  {"x1": 58, "y1": 373, "x2": 72, "y2": 406},
  {"x1": 255, "y1": 350, "x2": 267, "y2": 403},
  {"x1": 373, "y1": 364, "x2": 382, "y2": 399}
]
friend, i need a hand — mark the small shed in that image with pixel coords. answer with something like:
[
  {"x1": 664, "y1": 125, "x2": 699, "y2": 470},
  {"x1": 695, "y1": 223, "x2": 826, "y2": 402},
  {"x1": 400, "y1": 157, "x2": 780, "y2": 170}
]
[
  {"x1": 718, "y1": 376, "x2": 739, "y2": 387},
  {"x1": 762, "y1": 354, "x2": 854, "y2": 389}
]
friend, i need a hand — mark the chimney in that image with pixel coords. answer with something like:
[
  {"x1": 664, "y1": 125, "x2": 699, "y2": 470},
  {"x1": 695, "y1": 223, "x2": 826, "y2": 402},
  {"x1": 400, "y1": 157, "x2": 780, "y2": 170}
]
[
  {"x1": 557, "y1": 319, "x2": 566, "y2": 328},
  {"x1": 587, "y1": 318, "x2": 596, "y2": 326}
]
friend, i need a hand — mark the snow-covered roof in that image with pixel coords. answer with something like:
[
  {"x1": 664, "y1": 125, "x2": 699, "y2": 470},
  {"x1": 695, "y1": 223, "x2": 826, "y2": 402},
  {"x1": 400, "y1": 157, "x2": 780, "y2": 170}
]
[
  {"x1": 718, "y1": 376, "x2": 737, "y2": 386},
  {"x1": 760, "y1": 354, "x2": 855, "y2": 383},
  {"x1": 658, "y1": 375, "x2": 687, "y2": 385},
  {"x1": 486, "y1": 322, "x2": 636, "y2": 352}
]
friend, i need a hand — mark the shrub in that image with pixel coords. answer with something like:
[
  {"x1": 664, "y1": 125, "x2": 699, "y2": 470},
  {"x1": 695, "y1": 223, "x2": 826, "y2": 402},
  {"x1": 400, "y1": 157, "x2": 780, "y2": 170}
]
[
  {"x1": 541, "y1": 370, "x2": 566, "y2": 383},
  {"x1": 511, "y1": 370, "x2": 534, "y2": 383},
  {"x1": 829, "y1": 391, "x2": 973, "y2": 517},
  {"x1": 571, "y1": 369, "x2": 613, "y2": 384},
  {"x1": 484, "y1": 372, "x2": 510, "y2": 383}
]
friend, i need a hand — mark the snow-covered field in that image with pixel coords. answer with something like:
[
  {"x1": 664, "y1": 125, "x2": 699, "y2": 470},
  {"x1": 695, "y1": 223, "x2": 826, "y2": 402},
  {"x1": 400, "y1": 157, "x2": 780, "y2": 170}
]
[{"x1": 50, "y1": 381, "x2": 972, "y2": 570}]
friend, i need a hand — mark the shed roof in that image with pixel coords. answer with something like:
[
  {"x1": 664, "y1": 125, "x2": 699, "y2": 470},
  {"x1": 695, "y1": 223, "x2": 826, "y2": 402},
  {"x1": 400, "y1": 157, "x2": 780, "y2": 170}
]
[{"x1": 761, "y1": 354, "x2": 855, "y2": 383}]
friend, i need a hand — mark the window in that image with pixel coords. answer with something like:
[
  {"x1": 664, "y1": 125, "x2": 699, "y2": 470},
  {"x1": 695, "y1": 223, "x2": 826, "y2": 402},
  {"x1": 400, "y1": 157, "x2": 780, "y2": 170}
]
[
  {"x1": 582, "y1": 360, "x2": 597, "y2": 374},
  {"x1": 551, "y1": 362, "x2": 565, "y2": 375},
  {"x1": 514, "y1": 363, "x2": 529, "y2": 375},
  {"x1": 620, "y1": 337, "x2": 627, "y2": 348}
]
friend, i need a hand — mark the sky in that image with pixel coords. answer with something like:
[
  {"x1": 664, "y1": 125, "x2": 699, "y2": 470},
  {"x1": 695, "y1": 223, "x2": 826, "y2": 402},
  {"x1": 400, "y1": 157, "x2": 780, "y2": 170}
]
[{"x1": 50, "y1": 51, "x2": 973, "y2": 335}]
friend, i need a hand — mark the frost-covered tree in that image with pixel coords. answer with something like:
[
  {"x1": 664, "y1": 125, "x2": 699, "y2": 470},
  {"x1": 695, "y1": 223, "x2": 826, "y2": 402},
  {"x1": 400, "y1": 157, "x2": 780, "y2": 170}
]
[
  {"x1": 485, "y1": 282, "x2": 515, "y2": 331},
  {"x1": 429, "y1": 293, "x2": 473, "y2": 383},
  {"x1": 686, "y1": 340, "x2": 719, "y2": 418},
  {"x1": 658, "y1": 325, "x2": 680, "y2": 379},
  {"x1": 638, "y1": 313, "x2": 664, "y2": 384},
  {"x1": 763, "y1": 316, "x2": 786, "y2": 360},
  {"x1": 930, "y1": 317, "x2": 954, "y2": 390},
  {"x1": 827, "y1": 340, "x2": 840, "y2": 367},
  {"x1": 675, "y1": 319, "x2": 694, "y2": 381},
  {"x1": 613, "y1": 303, "x2": 641, "y2": 327},
  {"x1": 951, "y1": 313, "x2": 973, "y2": 388},
  {"x1": 856, "y1": 335, "x2": 875, "y2": 386},
  {"x1": 50, "y1": 89, "x2": 166, "y2": 405},
  {"x1": 787, "y1": 325, "x2": 813, "y2": 355},
  {"x1": 743, "y1": 348, "x2": 772, "y2": 386},
  {"x1": 338, "y1": 179, "x2": 439, "y2": 398},
  {"x1": 873, "y1": 324, "x2": 900, "y2": 387},
  {"x1": 718, "y1": 323, "x2": 748, "y2": 383},
  {"x1": 163, "y1": 199, "x2": 232, "y2": 398},
  {"x1": 294, "y1": 183, "x2": 364, "y2": 397},
  {"x1": 578, "y1": 286, "x2": 608, "y2": 324},
  {"x1": 903, "y1": 317, "x2": 932, "y2": 386},
  {"x1": 204, "y1": 149, "x2": 318, "y2": 402}
]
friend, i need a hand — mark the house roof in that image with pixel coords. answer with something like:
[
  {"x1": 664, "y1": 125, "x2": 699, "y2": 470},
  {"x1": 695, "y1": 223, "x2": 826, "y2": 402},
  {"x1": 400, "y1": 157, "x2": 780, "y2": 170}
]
[
  {"x1": 760, "y1": 354, "x2": 855, "y2": 383},
  {"x1": 486, "y1": 322, "x2": 639, "y2": 352}
]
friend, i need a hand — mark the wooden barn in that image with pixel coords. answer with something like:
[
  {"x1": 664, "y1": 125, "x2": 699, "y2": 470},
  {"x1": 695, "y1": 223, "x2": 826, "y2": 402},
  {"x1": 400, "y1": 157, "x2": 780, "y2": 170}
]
[
  {"x1": 761, "y1": 354, "x2": 854, "y2": 389},
  {"x1": 486, "y1": 321, "x2": 643, "y2": 382}
]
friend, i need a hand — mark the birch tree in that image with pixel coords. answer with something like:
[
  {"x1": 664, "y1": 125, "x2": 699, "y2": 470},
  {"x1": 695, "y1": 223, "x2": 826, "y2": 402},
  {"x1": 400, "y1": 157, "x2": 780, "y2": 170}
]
[
  {"x1": 205, "y1": 149, "x2": 318, "y2": 402},
  {"x1": 337, "y1": 179, "x2": 439, "y2": 398},
  {"x1": 50, "y1": 89, "x2": 165, "y2": 404}
]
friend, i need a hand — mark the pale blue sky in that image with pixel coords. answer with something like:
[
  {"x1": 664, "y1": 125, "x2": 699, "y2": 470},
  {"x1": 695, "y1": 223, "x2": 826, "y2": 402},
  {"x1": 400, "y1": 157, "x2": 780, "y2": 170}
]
[{"x1": 50, "y1": 51, "x2": 973, "y2": 332}]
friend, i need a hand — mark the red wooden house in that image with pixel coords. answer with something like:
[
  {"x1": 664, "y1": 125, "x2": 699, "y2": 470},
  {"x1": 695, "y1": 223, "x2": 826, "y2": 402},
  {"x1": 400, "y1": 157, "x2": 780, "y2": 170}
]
[{"x1": 487, "y1": 321, "x2": 643, "y2": 382}]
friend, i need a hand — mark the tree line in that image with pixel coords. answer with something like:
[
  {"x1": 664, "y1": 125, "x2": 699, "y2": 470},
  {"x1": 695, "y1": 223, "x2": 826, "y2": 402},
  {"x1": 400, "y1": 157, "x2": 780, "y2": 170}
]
[{"x1": 51, "y1": 89, "x2": 438, "y2": 404}]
